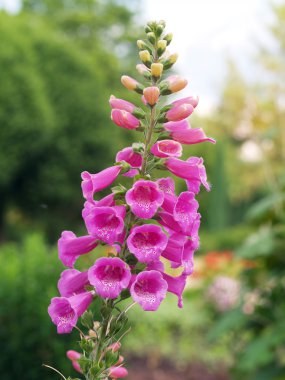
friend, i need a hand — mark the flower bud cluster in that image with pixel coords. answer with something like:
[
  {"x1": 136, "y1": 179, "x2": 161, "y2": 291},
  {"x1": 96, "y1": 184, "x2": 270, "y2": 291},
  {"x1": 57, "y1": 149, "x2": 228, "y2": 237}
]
[{"x1": 47, "y1": 20, "x2": 216, "y2": 380}]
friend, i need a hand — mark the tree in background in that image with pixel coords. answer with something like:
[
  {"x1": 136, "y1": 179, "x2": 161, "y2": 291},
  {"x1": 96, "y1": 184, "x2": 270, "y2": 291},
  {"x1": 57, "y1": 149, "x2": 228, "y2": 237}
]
[{"x1": 0, "y1": 1, "x2": 141, "y2": 240}]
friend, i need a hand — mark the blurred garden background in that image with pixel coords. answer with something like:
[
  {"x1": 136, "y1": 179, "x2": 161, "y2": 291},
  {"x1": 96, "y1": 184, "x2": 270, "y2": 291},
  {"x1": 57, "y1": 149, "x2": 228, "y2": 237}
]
[{"x1": 0, "y1": 0, "x2": 285, "y2": 379}]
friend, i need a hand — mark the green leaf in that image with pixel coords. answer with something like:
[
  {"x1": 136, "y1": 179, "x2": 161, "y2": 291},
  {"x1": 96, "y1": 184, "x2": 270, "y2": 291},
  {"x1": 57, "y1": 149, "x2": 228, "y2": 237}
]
[{"x1": 81, "y1": 310, "x2": 94, "y2": 330}]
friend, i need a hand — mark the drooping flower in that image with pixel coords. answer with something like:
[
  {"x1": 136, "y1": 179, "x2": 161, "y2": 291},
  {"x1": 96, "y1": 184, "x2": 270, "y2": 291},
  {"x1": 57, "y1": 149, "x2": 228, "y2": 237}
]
[
  {"x1": 81, "y1": 166, "x2": 122, "y2": 201},
  {"x1": 127, "y1": 224, "x2": 168, "y2": 263},
  {"x1": 84, "y1": 206, "x2": 126, "y2": 245},
  {"x1": 116, "y1": 147, "x2": 143, "y2": 178},
  {"x1": 143, "y1": 86, "x2": 160, "y2": 106},
  {"x1": 163, "y1": 119, "x2": 189, "y2": 132},
  {"x1": 58, "y1": 231, "x2": 97, "y2": 268},
  {"x1": 170, "y1": 127, "x2": 216, "y2": 145},
  {"x1": 172, "y1": 95, "x2": 199, "y2": 108},
  {"x1": 165, "y1": 157, "x2": 210, "y2": 194},
  {"x1": 185, "y1": 157, "x2": 210, "y2": 193},
  {"x1": 109, "y1": 95, "x2": 136, "y2": 113},
  {"x1": 166, "y1": 103, "x2": 194, "y2": 121},
  {"x1": 151, "y1": 140, "x2": 182, "y2": 158},
  {"x1": 173, "y1": 191, "x2": 199, "y2": 234},
  {"x1": 160, "y1": 75, "x2": 188, "y2": 94},
  {"x1": 48, "y1": 292, "x2": 93, "y2": 334},
  {"x1": 109, "y1": 366, "x2": 128, "y2": 379},
  {"x1": 111, "y1": 109, "x2": 140, "y2": 130},
  {"x1": 162, "y1": 272, "x2": 187, "y2": 308},
  {"x1": 130, "y1": 270, "x2": 168, "y2": 311},
  {"x1": 82, "y1": 194, "x2": 116, "y2": 220},
  {"x1": 88, "y1": 257, "x2": 131, "y2": 299},
  {"x1": 125, "y1": 180, "x2": 164, "y2": 219},
  {"x1": 156, "y1": 177, "x2": 177, "y2": 213},
  {"x1": 58, "y1": 269, "x2": 89, "y2": 297}
]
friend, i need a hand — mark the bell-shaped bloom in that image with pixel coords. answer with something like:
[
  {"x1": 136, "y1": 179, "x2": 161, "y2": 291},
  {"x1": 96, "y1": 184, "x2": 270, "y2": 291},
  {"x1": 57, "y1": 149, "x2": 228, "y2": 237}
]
[
  {"x1": 109, "y1": 366, "x2": 128, "y2": 379},
  {"x1": 111, "y1": 109, "x2": 140, "y2": 130},
  {"x1": 58, "y1": 231, "x2": 97, "y2": 268},
  {"x1": 166, "y1": 103, "x2": 194, "y2": 121},
  {"x1": 173, "y1": 192, "x2": 199, "y2": 234},
  {"x1": 163, "y1": 119, "x2": 189, "y2": 132},
  {"x1": 161, "y1": 75, "x2": 188, "y2": 94},
  {"x1": 172, "y1": 95, "x2": 199, "y2": 108},
  {"x1": 170, "y1": 127, "x2": 216, "y2": 145},
  {"x1": 143, "y1": 86, "x2": 160, "y2": 106},
  {"x1": 151, "y1": 140, "x2": 182, "y2": 158},
  {"x1": 82, "y1": 194, "x2": 116, "y2": 220},
  {"x1": 84, "y1": 206, "x2": 126, "y2": 245},
  {"x1": 125, "y1": 180, "x2": 164, "y2": 219},
  {"x1": 81, "y1": 166, "x2": 122, "y2": 201},
  {"x1": 116, "y1": 147, "x2": 143, "y2": 178},
  {"x1": 48, "y1": 292, "x2": 93, "y2": 334},
  {"x1": 165, "y1": 157, "x2": 210, "y2": 194},
  {"x1": 127, "y1": 224, "x2": 168, "y2": 263},
  {"x1": 163, "y1": 273, "x2": 187, "y2": 308},
  {"x1": 58, "y1": 269, "x2": 89, "y2": 297},
  {"x1": 185, "y1": 157, "x2": 210, "y2": 194},
  {"x1": 158, "y1": 210, "x2": 182, "y2": 234},
  {"x1": 156, "y1": 177, "x2": 175, "y2": 195},
  {"x1": 88, "y1": 257, "x2": 131, "y2": 299},
  {"x1": 109, "y1": 95, "x2": 136, "y2": 113},
  {"x1": 130, "y1": 270, "x2": 168, "y2": 311}
]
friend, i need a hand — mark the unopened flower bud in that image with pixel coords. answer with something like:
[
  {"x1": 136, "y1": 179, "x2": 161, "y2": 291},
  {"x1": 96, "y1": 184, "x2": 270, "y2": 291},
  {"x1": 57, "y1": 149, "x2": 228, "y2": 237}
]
[
  {"x1": 137, "y1": 39, "x2": 148, "y2": 50},
  {"x1": 151, "y1": 63, "x2": 163, "y2": 79},
  {"x1": 156, "y1": 24, "x2": 164, "y2": 37},
  {"x1": 139, "y1": 50, "x2": 152, "y2": 67},
  {"x1": 159, "y1": 20, "x2": 166, "y2": 28},
  {"x1": 159, "y1": 75, "x2": 188, "y2": 95},
  {"x1": 162, "y1": 53, "x2": 178, "y2": 70},
  {"x1": 143, "y1": 87, "x2": 160, "y2": 106},
  {"x1": 147, "y1": 32, "x2": 156, "y2": 45},
  {"x1": 136, "y1": 64, "x2": 151, "y2": 79},
  {"x1": 121, "y1": 75, "x2": 144, "y2": 94},
  {"x1": 157, "y1": 40, "x2": 167, "y2": 56},
  {"x1": 163, "y1": 33, "x2": 173, "y2": 45}
]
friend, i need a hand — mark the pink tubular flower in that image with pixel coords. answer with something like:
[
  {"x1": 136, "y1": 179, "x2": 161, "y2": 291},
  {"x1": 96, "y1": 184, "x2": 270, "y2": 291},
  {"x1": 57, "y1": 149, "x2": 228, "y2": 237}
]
[
  {"x1": 143, "y1": 86, "x2": 160, "y2": 105},
  {"x1": 127, "y1": 224, "x2": 168, "y2": 263},
  {"x1": 163, "y1": 273, "x2": 187, "y2": 308},
  {"x1": 170, "y1": 127, "x2": 216, "y2": 145},
  {"x1": 58, "y1": 269, "x2": 89, "y2": 297},
  {"x1": 48, "y1": 292, "x2": 93, "y2": 334},
  {"x1": 88, "y1": 257, "x2": 131, "y2": 299},
  {"x1": 185, "y1": 157, "x2": 210, "y2": 193},
  {"x1": 173, "y1": 192, "x2": 199, "y2": 234},
  {"x1": 67, "y1": 350, "x2": 81, "y2": 361},
  {"x1": 125, "y1": 180, "x2": 164, "y2": 219},
  {"x1": 121, "y1": 75, "x2": 140, "y2": 91},
  {"x1": 130, "y1": 270, "x2": 168, "y2": 311},
  {"x1": 156, "y1": 177, "x2": 175, "y2": 195},
  {"x1": 58, "y1": 231, "x2": 97, "y2": 268},
  {"x1": 151, "y1": 139, "x2": 182, "y2": 158},
  {"x1": 84, "y1": 206, "x2": 126, "y2": 244},
  {"x1": 172, "y1": 95, "x2": 199, "y2": 108},
  {"x1": 81, "y1": 166, "x2": 122, "y2": 201},
  {"x1": 163, "y1": 119, "x2": 189, "y2": 132},
  {"x1": 109, "y1": 95, "x2": 136, "y2": 113},
  {"x1": 116, "y1": 147, "x2": 143, "y2": 178},
  {"x1": 111, "y1": 109, "x2": 140, "y2": 130},
  {"x1": 109, "y1": 366, "x2": 128, "y2": 379},
  {"x1": 166, "y1": 103, "x2": 194, "y2": 121},
  {"x1": 82, "y1": 194, "x2": 116, "y2": 220}
]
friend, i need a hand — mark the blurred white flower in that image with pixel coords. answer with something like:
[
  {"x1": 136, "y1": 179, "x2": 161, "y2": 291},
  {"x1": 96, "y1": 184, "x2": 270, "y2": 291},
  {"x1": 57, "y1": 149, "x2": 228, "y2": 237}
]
[{"x1": 207, "y1": 276, "x2": 241, "y2": 312}]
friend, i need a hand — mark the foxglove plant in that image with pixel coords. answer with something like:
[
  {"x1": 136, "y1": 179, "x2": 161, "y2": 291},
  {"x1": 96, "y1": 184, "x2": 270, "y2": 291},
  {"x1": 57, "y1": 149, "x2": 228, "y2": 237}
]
[{"x1": 47, "y1": 20, "x2": 215, "y2": 380}]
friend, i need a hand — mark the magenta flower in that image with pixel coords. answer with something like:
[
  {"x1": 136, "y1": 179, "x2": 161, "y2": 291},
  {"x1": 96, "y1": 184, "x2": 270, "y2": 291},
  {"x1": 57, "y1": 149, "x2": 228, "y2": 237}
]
[
  {"x1": 109, "y1": 366, "x2": 128, "y2": 379},
  {"x1": 109, "y1": 95, "x2": 136, "y2": 113},
  {"x1": 156, "y1": 177, "x2": 176, "y2": 196},
  {"x1": 173, "y1": 192, "x2": 199, "y2": 234},
  {"x1": 116, "y1": 147, "x2": 143, "y2": 178},
  {"x1": 58, "y1": 269, "x2": 89, "y2": 297},
  {"x1": 127, "y1": 224, "x2": 168, "y2": 263},
  {"x1": 166, "y1": 103, "x2": 194, "y2": 122},
  {"x1": 111, "y1": 109, "x2": 140, "y2": 130},
  {"x1": 58, "y1": 231, "x2": 97, "y2": 268},
  {"x1": 81, "y1": 166, "x2": 122, "y2": 201},
  {"x1": 48, "y1": 292, "x2": 93, "y2": 334},
  {"x1": 170, "y1": 127, "x2": 216, "y2": 145},
  {"x1": 151, "y1": 140, "x2": 182, "y2": 158},
  {"x1": 163, "y1": 119, "x2": 189, "y2": 132},
  {"x1": 84, "y1": 206, "x2": 126, "y2": 244},
  {"x1": 172, "y1": 95, "x2": 199, "y2": 108},
  {"x1": 130, "y1": 270, "x2": 168, "y2": 311},
  {"x1": 162, "y1": 273, "x2": 187, "y2": 308},
  {"x1": 88, "y1": 257, "x2": 131, "y2": 299},
  {"x1": 185, "y1": 157, "x2": 210, "y2": 193},
  {"x1": 126, "y1": 180, "x2": 164, "y2": 219},
  {"x1": 82, "y1": 194, "x2": 116, "y2": 220}
]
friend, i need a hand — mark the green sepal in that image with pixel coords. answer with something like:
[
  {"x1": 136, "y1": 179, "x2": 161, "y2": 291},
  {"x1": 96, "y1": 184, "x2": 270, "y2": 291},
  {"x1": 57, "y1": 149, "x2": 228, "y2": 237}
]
[
  {"x1": 120, "y1": 289, "x2": 131, "y2": 300},
  {"x1": 111, "y1": 184, "x2": 127, "y2": 195},
  {"x1": 126, "y1": 254, "x2": 138, "y2": 266},
  {"x1": 156, "y1": 24, "x2": 164, "y2": 37},
  {"x1": 134, "y1": 84, "x2": 144, "y2": 94},
  {"x1": 79, "y1": 338, "x2": 94, "y2": 354},
  {"x1": 147, "y1": 32, "x2": 156, "y2": 45},
  {"x1": 77, "y1": 356, "x2": 91, "y2": 373},
  {"x1": 132, "y1": 108, "x2": 146, "y2": 119},
  {"x1": 157, "y1": 115, "x2": 168, "y2": 123},
  {"x1": 104, "y1": 350, "x2": 120, "y2": 368},
  {"x1": 100, "y1": 306, "x2": 113, "y2": 319},
  {"x1": 132, "y1": 142, "x2": 145, "y2": 154},
  {"x1": 81, "y1": 310, "x2": 94, "y2": 330},
  {"x1": 160, "y1": 104, "x2": 173, "y2": 113}
]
